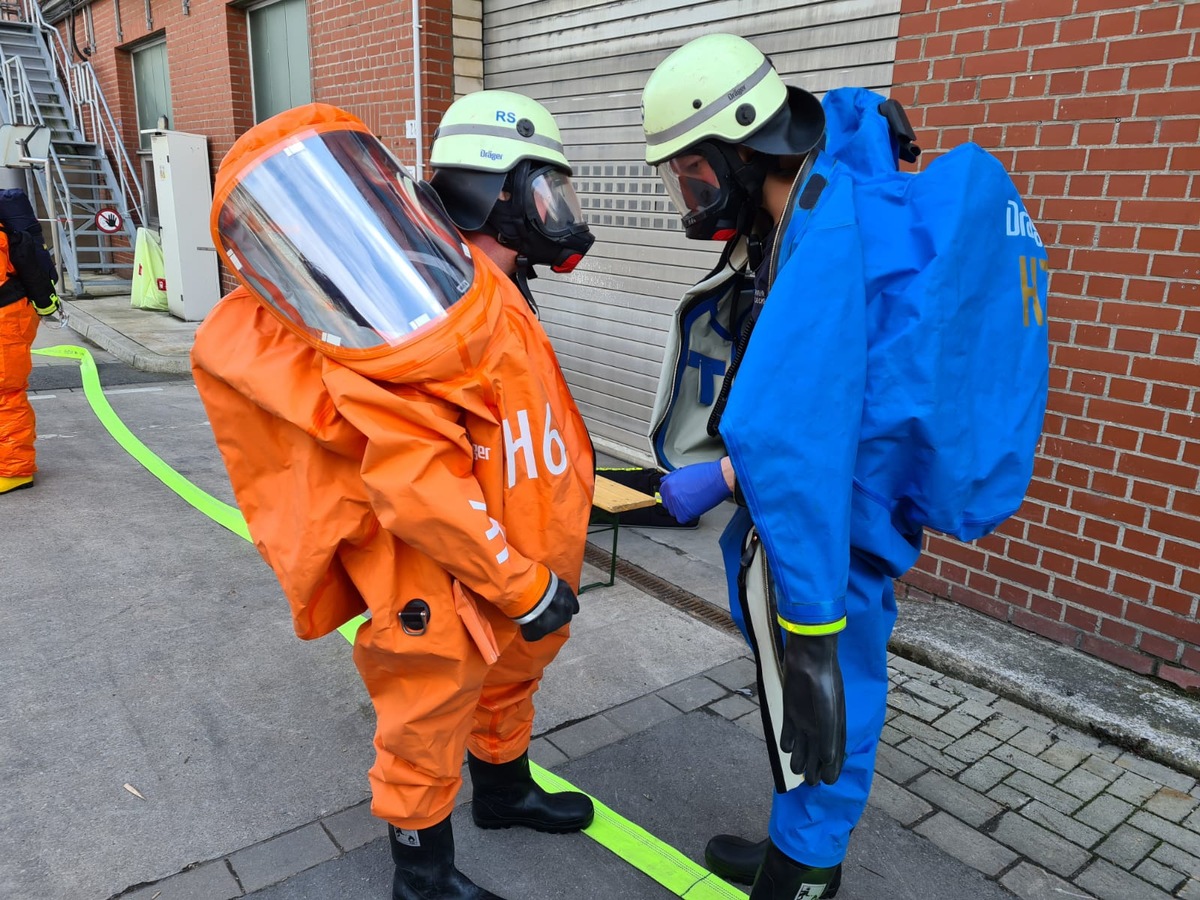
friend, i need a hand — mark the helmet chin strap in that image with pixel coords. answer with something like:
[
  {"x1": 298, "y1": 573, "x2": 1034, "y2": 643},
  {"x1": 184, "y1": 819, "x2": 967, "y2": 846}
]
[{"x1": 731, "y1": 150, "x2": 804, "y2": 269}]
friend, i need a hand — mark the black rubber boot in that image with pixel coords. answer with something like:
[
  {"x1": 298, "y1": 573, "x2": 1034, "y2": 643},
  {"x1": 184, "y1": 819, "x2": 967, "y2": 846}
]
[
  {"x1": 468, "y1": 751, "x2": 594, "y2": 833},
  {"x1": 704, "y1": 834, "x2": 767, "y2": 885},
  {"x1": 389, "y1": 817, "x2": 507, "y2": 900},
  {"x1": 748, "y1": 840, "x2": 842, "y2": 899}
]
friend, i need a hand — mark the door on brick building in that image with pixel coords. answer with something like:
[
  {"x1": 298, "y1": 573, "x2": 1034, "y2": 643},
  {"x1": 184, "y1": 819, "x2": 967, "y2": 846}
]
[
  {"x1": 483, "y1": 0, "x2": 903, "y2": 460},
  {"x1": 132, "y1": 39, "x2": 172, "y2": 152},
  {"x1": 248, "y1": 0, "x2": 313, "y2": 122}
]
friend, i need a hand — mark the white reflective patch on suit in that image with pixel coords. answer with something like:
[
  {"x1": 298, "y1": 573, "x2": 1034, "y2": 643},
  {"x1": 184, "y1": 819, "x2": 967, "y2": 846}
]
[
  {"x1": 503, "y1": 409, "x2": 538, "y2": 488},
  {"x1": 504, "y1": 406, "x2": 569, "y2": 486},
  {"x1": 542, "y1": 403, "x2": 567, "y2": 475},
  {"x1": 470, "y1": 500, "x2": 509, "y2": 565}
]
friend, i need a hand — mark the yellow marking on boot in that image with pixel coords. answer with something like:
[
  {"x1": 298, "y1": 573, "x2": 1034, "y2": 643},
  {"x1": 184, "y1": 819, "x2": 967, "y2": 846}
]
[{"x1": 0, "y1": 474, "x2": 34, "y2": 493}]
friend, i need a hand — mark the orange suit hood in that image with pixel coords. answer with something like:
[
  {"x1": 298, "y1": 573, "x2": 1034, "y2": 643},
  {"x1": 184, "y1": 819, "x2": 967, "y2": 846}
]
[{"x1": 212, "y1": 103, "x2": 482, "y2": 379}]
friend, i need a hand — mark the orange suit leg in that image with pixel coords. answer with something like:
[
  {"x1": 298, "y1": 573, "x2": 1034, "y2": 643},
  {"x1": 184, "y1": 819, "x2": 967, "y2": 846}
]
[
  {"x1": 351, "y1": 613, "x2": 493, "y2": 830},
  {"x1": 468, "y1": 624, "x2": 569, "y2": 765},
  {"x1": 0, "y1": 300, "x2": 38, "y2": 478}
]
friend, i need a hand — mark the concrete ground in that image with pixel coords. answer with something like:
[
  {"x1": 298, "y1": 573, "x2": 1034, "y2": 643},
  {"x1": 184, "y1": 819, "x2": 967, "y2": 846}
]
[{"x1": 2, "y1": 299, "x2": 1198, "y2": 900}]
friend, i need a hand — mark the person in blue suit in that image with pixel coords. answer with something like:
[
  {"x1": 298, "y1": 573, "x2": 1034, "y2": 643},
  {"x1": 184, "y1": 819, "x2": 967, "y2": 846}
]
[
  {"x1": 640, "y1": 31, "x2": 1048, "y2": 900},
  {"x1": 640, "y1": 34, "x2": 899, "y2": 900}
]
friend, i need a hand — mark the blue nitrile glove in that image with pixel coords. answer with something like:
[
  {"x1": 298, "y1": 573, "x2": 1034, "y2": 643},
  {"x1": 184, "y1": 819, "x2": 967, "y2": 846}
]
[{"x1": 659, "y1": 460, "x2": 731, "y2": 524}]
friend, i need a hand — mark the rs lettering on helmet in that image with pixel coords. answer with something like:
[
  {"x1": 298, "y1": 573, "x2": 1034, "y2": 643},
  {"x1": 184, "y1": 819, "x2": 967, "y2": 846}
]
[{"x1": 495, "y1": 110, "x2": 517, "y2": 124}]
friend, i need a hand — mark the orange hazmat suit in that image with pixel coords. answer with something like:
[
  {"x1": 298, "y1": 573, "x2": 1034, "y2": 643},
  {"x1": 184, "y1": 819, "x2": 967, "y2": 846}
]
[
  {"x1": 0, "y1": 232, "x2": 38, "y2": 481},
  {"x1": 192, "y1": 105, "x2": 594, "y2": 830}
]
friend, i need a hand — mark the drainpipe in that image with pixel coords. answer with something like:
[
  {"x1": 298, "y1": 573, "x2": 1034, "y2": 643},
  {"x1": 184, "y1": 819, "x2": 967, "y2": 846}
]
[{"x1": 411, "y1": 0, "x2": 423, "y2": 176}]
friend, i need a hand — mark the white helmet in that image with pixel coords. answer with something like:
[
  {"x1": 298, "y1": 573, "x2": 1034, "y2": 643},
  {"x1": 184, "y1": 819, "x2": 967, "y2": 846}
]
[{"x1": 430, "y1": 90, "x2": 593, "y2": 273}]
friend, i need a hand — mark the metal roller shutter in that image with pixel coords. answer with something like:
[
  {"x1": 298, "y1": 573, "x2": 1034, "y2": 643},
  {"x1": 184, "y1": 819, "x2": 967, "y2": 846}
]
[{"x1": 483, "y1": 0, "x2": 902, "y2": 462}]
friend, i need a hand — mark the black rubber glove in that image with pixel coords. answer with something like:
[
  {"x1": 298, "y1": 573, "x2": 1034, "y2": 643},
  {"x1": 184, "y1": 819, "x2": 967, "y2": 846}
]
[
  {"x1": 515, "y1": 573, "x2": 579, "y2": 642},
  {"x1": 779, "y1": 631, "x2": 847, "y2": 785}
]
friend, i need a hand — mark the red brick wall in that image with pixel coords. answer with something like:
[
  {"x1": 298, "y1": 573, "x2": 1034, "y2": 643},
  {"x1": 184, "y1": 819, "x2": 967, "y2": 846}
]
[
  {"x1": 891, "y1": 0, "x2": 1200, "y2": 692},
  {"x1": 53, "y1": 0, "x2": 453, "y2": 291},
  {"x1": 54, "y1": 0, "x2": 452, "y2": 189}
]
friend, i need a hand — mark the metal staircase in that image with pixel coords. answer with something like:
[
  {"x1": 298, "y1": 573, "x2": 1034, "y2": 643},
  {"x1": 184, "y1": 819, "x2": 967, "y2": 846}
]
[{"x1": 0, "y1": 0, "x2": 142, "y2": 294}]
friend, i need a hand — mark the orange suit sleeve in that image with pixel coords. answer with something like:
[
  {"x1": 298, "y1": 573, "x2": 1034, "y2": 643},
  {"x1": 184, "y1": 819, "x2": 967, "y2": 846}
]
[{"x1": 324, "y1": 370, "x2": 551, "y2": 621}]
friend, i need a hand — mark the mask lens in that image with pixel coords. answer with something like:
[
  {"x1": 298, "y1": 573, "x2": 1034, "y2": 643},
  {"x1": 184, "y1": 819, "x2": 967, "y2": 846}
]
[
  {"x1": 216, "y1": 129, "x2": 474, "y2": 353},
  {"x1": 528, "y1": 168, "x2": 586, "y2": 236},
  {"x1": 658, "y1": 152, "x2": 725, "y2": 219}
]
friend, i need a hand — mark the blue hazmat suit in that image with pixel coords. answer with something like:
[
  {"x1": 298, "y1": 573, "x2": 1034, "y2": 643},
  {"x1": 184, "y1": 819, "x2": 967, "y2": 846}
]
[
  {"x1": 652, "y1": 88, "x2": 1049, "y2": 869},
  {"x1": 718, "y1": 150, "x2": 889, "y2": 869}
]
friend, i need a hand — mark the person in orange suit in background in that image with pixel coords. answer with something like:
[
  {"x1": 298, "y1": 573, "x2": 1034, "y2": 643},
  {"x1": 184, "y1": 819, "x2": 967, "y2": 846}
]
[
  {"x1": 0, "y1": 207, "x2": 61, "y2": 495},
  {"x1": 192, "y1": 101, "x2": 596, "y2": 900}
]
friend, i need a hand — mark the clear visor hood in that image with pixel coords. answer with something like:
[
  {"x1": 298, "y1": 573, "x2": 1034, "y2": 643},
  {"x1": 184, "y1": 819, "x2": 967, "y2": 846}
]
[
  {"x1": 215, "y1": 128, "x2": 474, "y2": 354},
  {"x1": 657, "y1": 152, "x2": 725, "y2": 222},
  {"x1": 528, "y1": 169, "x2": 586, "y2": 236}
]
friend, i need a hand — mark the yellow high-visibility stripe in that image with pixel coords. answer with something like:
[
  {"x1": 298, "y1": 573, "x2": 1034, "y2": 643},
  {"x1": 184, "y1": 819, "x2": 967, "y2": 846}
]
[{"x1": 777, "y1": 616, "x2": 847, "y2": 636}]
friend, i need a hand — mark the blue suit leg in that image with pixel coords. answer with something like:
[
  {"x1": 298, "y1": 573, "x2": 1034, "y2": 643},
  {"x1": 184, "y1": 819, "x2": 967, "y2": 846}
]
[{"x1": 767, "y1": 553, "x2": 897, "y2": 868}]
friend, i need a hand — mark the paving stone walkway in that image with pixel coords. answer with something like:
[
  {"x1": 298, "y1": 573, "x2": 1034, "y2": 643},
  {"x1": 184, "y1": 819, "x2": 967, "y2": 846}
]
[
  {"x1": 589, "y1": 652, "x2": 1200, "y2": 900},
  {"x1": 117, "y1": 652, "x2": 1200, "y2": 899}
]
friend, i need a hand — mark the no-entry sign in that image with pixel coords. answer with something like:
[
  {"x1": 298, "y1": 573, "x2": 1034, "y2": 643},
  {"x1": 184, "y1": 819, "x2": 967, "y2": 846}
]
[{"x1": 95, "y1": 207, "x2": 123, "y2": 234}]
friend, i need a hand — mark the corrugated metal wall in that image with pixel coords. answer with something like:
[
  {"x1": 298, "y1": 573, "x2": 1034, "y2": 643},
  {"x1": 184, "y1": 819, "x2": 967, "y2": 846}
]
[{"x1": 484, "y1": 0, "x2": 902, "y2": 461}]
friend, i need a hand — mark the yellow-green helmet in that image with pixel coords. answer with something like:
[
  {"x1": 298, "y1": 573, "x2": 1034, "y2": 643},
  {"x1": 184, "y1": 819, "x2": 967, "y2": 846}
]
[
  {"x1": 430, "y1": 90, "x2": 571, "y2": 230},
  {"x1": 642, "y1": 33, "x2": 823, "y2": 166},
  {"x1": 430, "y1": 89, "x2": 593, "y2": 273}
]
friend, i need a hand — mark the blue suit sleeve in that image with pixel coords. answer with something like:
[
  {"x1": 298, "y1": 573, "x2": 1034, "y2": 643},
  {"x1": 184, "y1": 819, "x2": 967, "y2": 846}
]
[{"x1": 718, "y1": 170, "x2": 867, "y2": 628}]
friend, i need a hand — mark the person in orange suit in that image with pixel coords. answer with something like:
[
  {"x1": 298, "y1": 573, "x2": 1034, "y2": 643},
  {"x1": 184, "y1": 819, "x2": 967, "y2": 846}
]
[
  {"x1": 192, "y1": 101, "x2": 596, "y2": 900},
  {"x1": 0, "y1": 223, "x2": 60, "y2": 495}
]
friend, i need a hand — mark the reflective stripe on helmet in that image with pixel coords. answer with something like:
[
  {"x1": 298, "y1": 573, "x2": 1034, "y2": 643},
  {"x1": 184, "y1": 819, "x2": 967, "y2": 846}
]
[
  {"x1": 434, "y1": 123, "x2": 564, "y2": 157},
  {"x1": 643, "y1": 58, "x2": 773, "y2": 148}
]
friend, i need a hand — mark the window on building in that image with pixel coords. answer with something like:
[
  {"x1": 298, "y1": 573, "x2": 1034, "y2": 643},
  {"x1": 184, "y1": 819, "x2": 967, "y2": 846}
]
[
  {"x1": 132, "y1": 39, "x2": 172, "y2": 153},
  {"x1": 249, "y1": 0, "x2": 312, "y2": 123}
]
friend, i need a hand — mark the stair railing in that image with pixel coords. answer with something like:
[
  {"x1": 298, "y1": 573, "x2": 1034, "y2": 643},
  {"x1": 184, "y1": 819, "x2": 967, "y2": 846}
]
[
  {"x1": 69, "y1": 61, "x2": 143, "y2": 225},
  {"x1": 1, "y1": 51, "x2": 41, "y2": 126},
  {"x1": 0, "y1": 47, "x2": 77, "y2": 283},
  {"x1": 16, "y1": 0, "x2": 144, "y2": 224}
]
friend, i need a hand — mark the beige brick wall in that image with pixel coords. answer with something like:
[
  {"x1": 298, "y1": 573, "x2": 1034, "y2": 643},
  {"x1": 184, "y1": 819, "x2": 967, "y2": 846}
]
[{"x1": 452, "y1": 0, "x2": 483, "y2": 97}]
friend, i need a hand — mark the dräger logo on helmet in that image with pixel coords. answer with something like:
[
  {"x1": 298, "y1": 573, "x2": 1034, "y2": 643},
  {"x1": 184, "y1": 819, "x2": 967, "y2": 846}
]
[
  {"x1": 726, "y1": 84, "x2": 747, "y2": 102},
  {"x1": 481, "y1": 149, "x2": 504, "y2": 161}
]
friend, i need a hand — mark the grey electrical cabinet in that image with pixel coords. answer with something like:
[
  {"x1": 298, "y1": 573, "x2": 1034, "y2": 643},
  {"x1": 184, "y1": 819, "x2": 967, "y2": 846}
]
[{"x1": 148, "y1": 129, "x2": 220, "y2": 321}]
